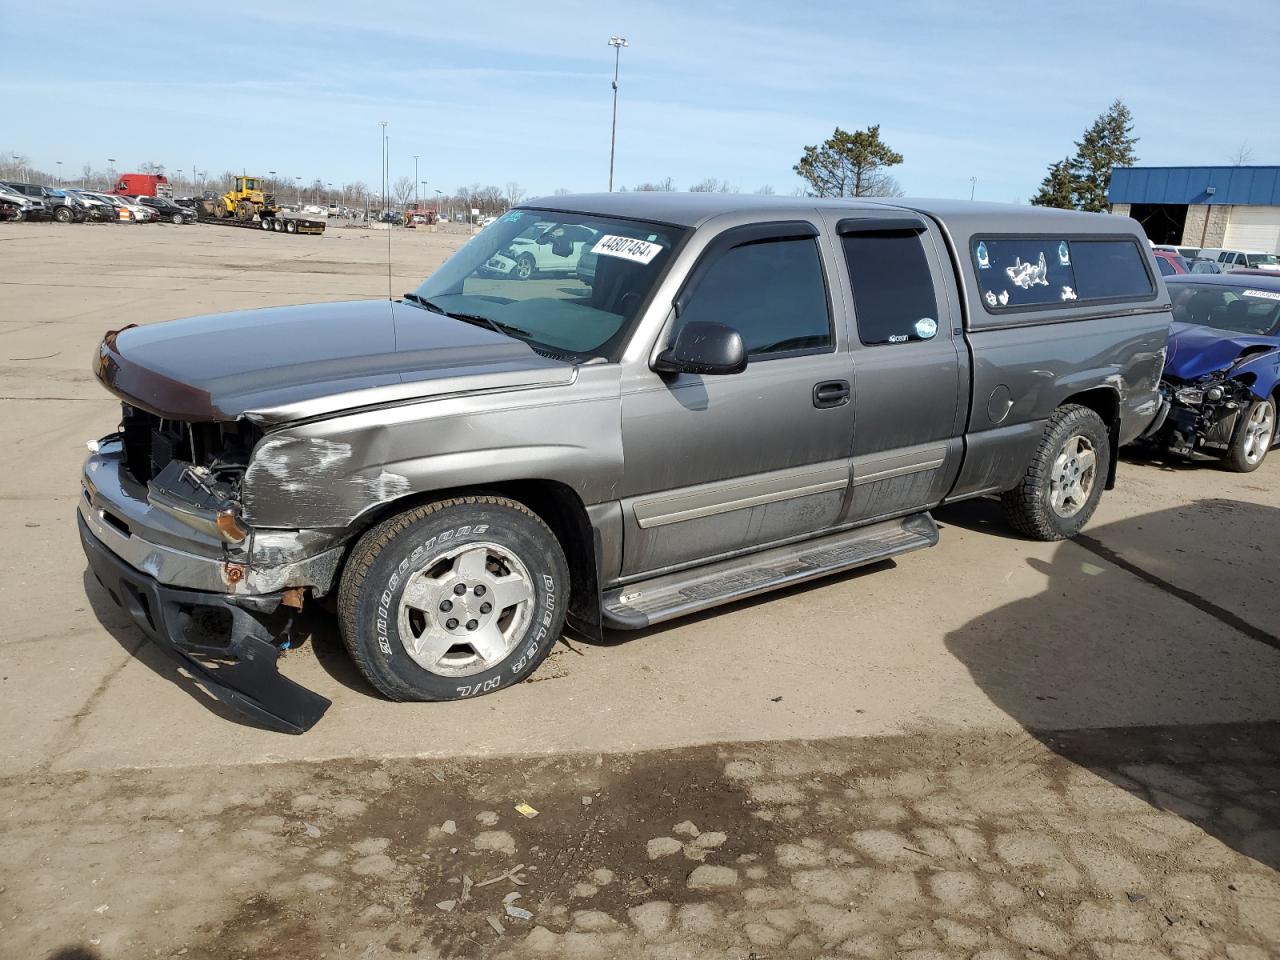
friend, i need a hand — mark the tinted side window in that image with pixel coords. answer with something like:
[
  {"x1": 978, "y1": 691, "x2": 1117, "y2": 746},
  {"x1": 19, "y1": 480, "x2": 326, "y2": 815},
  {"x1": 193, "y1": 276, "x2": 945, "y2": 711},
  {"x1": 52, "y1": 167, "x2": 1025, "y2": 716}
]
[
  {"x1": 842, "y1": 232, "x2": 941, "y2": 345},
  {"x1": 1069, "y1": 240, "x2": 1154, "y2": 299},
  {"x1": 973, "y1": 236, "x2": 1152, "y2": 309},
  {"x1": 676, "y1": 238, "x2": 831, "y2": 358},
  {"x1": 1156, "y1": 256, "x2": 1175, "y2": 277}
]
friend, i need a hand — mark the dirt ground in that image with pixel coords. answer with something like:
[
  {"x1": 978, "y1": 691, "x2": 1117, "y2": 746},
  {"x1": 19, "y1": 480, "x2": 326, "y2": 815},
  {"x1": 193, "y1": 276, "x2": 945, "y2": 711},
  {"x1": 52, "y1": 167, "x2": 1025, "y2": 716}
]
[{"x1": 0, "y1": 220, "x2": 1278, "y2": 959}]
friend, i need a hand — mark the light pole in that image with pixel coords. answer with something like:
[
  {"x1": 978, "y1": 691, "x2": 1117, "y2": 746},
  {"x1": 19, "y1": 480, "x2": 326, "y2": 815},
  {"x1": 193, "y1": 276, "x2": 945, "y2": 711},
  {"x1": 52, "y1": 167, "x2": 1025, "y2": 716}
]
[
  {"x1": 434, "y1": 189, "x2": 442, "y2": 219},
  {"x1": 379, "y1": 121, "x2": 388, "y2": 216},
  {"x1": 969, "y1": 176, "x2": 977, "y2": 201},
  {"x1": 328, "y1": 182, "x2": 333, "y2": 210},
  {"x1": 178, "y1": 168, "x2": 184, "y2": 195},
  {"x1": 294, "y1": 176, "x2": 301, "y2": 205},
  {"x1": 107, "y1": 158, "x2": 116, "y2": 188},
  {"x1": 55, "y1": 160, "x2": 62, "y2": 185},
  {"x1": 607, "y1": 36, "x2": 628, "y2": 192},
  {"x1": 413, "y1": 155, "x2": 419, "y2": 210}
]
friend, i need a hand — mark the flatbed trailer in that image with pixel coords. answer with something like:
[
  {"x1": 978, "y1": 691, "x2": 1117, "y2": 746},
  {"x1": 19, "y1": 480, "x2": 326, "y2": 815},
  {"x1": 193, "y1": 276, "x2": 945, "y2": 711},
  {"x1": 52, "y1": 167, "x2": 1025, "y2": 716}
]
[{"x1": 196, "y1": 213, "x2": 325, "y2": 235}]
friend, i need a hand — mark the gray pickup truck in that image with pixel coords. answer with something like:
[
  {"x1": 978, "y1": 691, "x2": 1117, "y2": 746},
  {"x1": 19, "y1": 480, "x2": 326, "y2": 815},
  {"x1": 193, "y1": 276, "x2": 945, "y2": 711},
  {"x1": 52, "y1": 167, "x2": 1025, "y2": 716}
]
[{"x1": 80, "y1": 194, "x2": 1169, "y2": 731}]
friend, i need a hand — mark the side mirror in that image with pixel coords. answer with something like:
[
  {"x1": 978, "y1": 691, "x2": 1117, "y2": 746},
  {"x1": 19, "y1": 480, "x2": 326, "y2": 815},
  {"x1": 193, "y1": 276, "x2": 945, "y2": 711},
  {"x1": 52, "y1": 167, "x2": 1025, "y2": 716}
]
[{"x1": 653, "y1": 321, "x2": 747, "y2": 376}]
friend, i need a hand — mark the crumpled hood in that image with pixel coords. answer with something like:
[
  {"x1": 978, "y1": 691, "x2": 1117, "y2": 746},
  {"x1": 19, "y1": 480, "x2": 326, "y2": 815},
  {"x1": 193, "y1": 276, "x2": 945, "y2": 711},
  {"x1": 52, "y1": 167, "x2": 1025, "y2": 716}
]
[
  {"x1": 1164, "y1": 321, "x2": 1279, "y2": 381},
  {"x1": 95, "y1": 300, "x2": 573, "y2": 424}
]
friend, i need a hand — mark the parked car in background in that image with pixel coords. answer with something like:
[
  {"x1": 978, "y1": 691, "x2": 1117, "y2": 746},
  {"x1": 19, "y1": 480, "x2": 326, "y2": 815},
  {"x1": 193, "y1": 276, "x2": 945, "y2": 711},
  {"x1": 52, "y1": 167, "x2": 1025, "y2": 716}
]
[
  {"x1": 46, "y1": 188, "x2": 90, "y2": 223},
  {"x1": 1153, "y1": 244, "x2": 1200, "y2": 260},
  {"x1": 1144, "y1": 273, "x2": 1280, "y2": 471},
  {"x1": 483, "y1": 220, "x2": 600, "y2": 280},
  {"x1": 0, "y1": 182, "x2": 45, "y2": 220},
  {"x1": 79, "y1": 195, "x2": 1169, "y2": 730},
  {"x1": 136, "y1": 194, "x2": 196, "y2": 224},
  {"x1": 1152, "y1": 249, "x2": 1189, "y2": 276},
  {"x1": 67, "y1": 189, "x2": 116, "y2": 222},
  {"x1": 4, "y1": 182, "x2": 79, "y2": 222},
  {"x1": 1186, "y1": 257, "x2": 1224, "y2": 275},
  {"x1": 1199, "y1": 248, "x2": 1280, "y2": 272},
  {"x1": 97, "y1": 192, "x2": 154, "y2": 222}
]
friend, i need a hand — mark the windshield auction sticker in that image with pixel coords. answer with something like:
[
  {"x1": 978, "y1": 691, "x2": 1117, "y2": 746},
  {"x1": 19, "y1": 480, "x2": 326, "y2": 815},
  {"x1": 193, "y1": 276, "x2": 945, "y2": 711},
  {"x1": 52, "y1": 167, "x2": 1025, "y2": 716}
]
[
  {"x1": 1242, "y1": 289, "x2": 1280, "y2": 301},
  {"x1": 591, "y1": 234, "x2": 662, "y2": 264}
]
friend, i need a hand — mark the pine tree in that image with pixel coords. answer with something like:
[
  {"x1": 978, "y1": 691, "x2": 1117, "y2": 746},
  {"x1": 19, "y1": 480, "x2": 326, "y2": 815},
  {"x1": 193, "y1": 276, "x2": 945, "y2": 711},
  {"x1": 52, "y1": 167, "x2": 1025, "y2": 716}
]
[
  {"x1": 1070, "y1": 100, "x2": 1139, "y2": 212},
  {"x1": 1030, "y1": 157, "x2": 1077, "y2": 209},
  {"x1": 794, "y1": 126, "x2": 905, "y2": 197}
]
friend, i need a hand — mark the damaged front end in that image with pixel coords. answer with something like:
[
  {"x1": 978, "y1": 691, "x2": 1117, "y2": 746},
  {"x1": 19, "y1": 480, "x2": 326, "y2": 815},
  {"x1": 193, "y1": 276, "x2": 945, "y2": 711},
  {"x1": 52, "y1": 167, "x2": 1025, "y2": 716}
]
[
  {"x1": 1148, "y1": 372, "x2": 1258, "y2": 458},
  {"x1": 79, "y1": 403, "x2": 340, "y2": 733}
]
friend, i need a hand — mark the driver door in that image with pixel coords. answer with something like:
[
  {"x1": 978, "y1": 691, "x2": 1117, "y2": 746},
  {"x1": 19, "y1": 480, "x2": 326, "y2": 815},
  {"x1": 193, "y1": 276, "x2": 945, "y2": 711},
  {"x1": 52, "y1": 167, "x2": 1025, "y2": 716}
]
[{"x1": 618, "y1": 220, "x2": 855, "y2": 578}]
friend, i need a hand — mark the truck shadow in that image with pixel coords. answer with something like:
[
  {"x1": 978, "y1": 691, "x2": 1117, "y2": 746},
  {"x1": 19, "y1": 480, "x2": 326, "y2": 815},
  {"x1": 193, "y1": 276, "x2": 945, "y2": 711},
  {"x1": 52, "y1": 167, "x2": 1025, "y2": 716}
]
[{"x1": 942, "y1": 498, "x2": 1280, "y2": 872}]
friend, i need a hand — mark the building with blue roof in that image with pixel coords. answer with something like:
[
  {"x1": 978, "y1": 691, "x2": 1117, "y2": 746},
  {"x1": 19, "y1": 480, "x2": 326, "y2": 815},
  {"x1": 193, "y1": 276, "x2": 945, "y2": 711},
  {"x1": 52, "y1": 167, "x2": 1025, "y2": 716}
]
[{"x1": 1108, "y1": 165, "x2": 1280, "y2": 253}]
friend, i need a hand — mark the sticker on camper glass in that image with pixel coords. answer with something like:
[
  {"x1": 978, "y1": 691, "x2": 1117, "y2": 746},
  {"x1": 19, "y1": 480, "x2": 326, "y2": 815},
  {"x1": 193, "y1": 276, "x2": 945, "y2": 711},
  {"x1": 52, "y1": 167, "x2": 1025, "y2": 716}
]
[
  {"x1": 1243, "y1": 288, "x2": 1280, "y2": 302},
  {"x1": 976, "y1": 242, "x2": 990, "y2": 269},
  {"x1": 915, "y1": 317, "x2": 938, "y2": 339},
  {"x1": 1006, "y1": 252, "x2": 1050, "y2": 289},
  {"x1": 1058, "y1": 241, "x2": 1070, "y2": 266},
  {"x1": 1061, "y1": 285, "x2": 1078, "y2": 301},
  {"x1": 983, "y1": 290, "x2": 1010, "y2": 308},
  {"x1": 591, "y1": 234, "x2": 662, "y2": 264}
]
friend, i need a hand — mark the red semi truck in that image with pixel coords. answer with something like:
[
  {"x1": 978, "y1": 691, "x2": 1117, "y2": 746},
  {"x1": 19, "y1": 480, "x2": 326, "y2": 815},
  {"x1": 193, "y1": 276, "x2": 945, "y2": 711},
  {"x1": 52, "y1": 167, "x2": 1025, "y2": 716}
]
[{"x1": 111, "y1": 173, "x2": 171, "y2": 198}]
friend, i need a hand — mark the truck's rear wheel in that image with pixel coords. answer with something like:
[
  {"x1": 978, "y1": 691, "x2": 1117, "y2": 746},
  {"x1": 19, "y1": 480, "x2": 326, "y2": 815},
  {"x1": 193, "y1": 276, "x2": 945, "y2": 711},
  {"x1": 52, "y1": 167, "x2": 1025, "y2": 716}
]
[
  {"x1": 338, "y1": 496, "x2": 568, "y2": 701},
  {"x1": 1000, "y1": 404, "x2": 1110, "y2": 541}
]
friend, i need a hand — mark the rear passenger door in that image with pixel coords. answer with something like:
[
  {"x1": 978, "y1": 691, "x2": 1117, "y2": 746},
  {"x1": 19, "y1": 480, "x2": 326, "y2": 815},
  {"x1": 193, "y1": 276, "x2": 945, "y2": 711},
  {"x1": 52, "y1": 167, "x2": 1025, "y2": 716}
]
[{"x1": 823, "y1": 214, "x2": 965, "y2": 522}]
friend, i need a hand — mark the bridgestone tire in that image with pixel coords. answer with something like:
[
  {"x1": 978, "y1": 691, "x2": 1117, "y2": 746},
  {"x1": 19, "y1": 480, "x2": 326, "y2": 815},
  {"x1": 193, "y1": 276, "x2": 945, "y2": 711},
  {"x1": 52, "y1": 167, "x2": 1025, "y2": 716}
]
[
  {"x1": 337, "y1": 496, "x2": 568, "y2": 702},
  {"x1": 1000, "y1": 404, "x2": 1110, "y2": 541},
  {"x1": 1224, "y1": 396, "x2": 1275, "y2": 473}
]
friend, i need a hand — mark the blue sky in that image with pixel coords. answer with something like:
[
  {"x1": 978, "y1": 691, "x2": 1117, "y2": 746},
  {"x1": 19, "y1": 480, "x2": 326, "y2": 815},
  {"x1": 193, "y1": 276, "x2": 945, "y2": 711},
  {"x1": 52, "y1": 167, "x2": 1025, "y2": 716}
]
[{"x1": 3, "y1": 0, "x2": 1276, "y2": 201}]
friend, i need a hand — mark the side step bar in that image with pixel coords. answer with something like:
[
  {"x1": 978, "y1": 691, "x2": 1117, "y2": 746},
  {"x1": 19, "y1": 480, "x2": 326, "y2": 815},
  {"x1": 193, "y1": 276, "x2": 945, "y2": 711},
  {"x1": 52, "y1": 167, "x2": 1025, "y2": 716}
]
[{"x1": 602, "y1": 512, "x2": 939, "y2": 630}]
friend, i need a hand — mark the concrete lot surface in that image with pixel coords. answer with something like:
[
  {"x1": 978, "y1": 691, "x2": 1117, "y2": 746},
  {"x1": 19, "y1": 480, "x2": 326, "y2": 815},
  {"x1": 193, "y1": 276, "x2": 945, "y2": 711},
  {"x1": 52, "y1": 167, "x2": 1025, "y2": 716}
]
[{"x1": 0, "y1": 221, "x2": 1277, "y2": 958}]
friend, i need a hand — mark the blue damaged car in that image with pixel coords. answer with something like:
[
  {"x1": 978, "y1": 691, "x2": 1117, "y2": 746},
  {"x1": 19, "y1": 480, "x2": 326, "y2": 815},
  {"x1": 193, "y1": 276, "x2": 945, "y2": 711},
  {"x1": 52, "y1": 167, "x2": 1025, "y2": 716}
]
[{"x1": 1148, "y1": 273, "x2": 1280, "y2": 471}]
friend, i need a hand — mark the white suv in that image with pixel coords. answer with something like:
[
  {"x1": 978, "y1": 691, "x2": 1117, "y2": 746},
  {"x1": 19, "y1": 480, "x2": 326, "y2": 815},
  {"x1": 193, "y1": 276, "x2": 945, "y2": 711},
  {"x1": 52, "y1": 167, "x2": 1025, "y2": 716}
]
[{"x1": 1199, "y1": 248, "x2": 1280, "y2": 272}]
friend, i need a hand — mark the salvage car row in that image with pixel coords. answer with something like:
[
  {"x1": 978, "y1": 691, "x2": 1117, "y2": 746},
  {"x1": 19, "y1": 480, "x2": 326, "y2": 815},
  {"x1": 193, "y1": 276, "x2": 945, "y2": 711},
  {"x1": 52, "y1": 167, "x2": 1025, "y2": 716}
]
[{"x1": 0, "y1": 181, "x2": 196, "y2": 224}]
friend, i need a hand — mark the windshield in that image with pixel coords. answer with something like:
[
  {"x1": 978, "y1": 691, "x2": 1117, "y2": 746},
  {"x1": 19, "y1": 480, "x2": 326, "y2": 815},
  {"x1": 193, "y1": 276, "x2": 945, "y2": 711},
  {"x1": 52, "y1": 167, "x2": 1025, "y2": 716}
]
[
  {"x1": 410, "y1": 209, "x2": 686, "y2": 360},
  {"x1": 1170, "y1": 283, "x2": 1280, "y2": 336}
]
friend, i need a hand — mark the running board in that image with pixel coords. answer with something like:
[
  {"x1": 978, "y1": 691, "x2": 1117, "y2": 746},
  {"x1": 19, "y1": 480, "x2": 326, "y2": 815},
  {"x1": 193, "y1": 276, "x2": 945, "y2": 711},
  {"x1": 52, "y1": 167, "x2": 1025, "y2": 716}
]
[{"x1": 602, "y1": 513, "x2": 939, "y2": 629}]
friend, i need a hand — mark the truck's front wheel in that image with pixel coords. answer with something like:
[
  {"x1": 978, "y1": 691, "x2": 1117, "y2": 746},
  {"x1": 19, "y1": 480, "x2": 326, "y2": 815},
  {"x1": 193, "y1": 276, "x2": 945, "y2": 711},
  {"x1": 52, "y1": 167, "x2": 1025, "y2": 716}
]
[
  {"x1": 337, "y1": 496, "x2": 568, "y2": 701},
  {"x1": 1000, "y1": 404, "x2": 1110, "y2": 541}
]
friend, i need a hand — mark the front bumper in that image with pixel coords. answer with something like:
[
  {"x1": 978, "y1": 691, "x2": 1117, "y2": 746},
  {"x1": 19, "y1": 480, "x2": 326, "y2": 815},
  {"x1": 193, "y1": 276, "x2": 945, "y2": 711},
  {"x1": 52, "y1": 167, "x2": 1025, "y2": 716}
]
[
  {"x1": 79, "y1": 512, "x2": 330, "y2": 733},
  {"x1": 80, "y1": 438, "x2": 345, "y2": 595}
]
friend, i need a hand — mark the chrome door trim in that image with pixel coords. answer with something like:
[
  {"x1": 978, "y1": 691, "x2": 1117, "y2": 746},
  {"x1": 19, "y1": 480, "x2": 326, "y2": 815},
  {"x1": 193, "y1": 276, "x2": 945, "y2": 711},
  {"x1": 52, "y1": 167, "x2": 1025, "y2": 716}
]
[
  {"x1": 851, "y1": 443, "x2": 949, "y2": 486},
  {"x1": 633, "y1": 461, "x2": 849, "y2": 529}
]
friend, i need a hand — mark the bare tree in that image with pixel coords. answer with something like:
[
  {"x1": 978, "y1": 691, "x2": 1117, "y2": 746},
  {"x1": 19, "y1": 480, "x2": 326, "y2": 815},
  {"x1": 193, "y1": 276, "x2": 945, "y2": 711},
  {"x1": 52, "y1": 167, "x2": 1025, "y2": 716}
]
[
  {"x1": 633, "y1": 176, "x2": 675, "y2": 192},
  {"x1": 755, "y1": 184, "x2": 775, "y2": 195},
  {"x1": 504, "y1": 181, "x2": 526, "y2": 208},
  {"x1": 689, "y1": 178, "x2": 736, "y2": 193},
  {"x1": 139, "y1": 161, "x2": 167, "y2": 175},
  {"x1": 553, "y1": 187, "x2": 572, "y2": 195},
  {"x1": 392, "y1": 176, "x2": 416, "y2": 206},
  {"x1": 1229, "y1": 142, "x2": 1254, "y2": 166},
  {"x1": 478, "y1": 184, "x2": 504, "y2": 213}
]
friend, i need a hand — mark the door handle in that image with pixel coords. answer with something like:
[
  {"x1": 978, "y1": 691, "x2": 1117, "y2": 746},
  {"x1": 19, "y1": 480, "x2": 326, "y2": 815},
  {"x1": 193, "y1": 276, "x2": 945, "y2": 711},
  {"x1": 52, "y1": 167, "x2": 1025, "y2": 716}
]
[{"x1": 812, "y1": 380, "x2": 850, "y2": 408}]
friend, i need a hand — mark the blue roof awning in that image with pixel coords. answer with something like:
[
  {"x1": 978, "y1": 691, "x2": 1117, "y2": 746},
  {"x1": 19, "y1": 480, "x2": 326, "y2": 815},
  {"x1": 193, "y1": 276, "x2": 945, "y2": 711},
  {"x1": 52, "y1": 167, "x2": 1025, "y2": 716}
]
[{"x1": 1109, "y1": 166, "x2": 1280, "y2": 206}]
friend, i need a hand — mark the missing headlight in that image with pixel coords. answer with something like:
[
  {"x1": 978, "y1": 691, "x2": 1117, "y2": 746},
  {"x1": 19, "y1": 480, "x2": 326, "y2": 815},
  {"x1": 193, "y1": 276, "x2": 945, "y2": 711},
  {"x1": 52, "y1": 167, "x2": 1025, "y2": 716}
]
[{"x1": 1175, "y1": 387, "x2": 1205, "y2": 405}]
